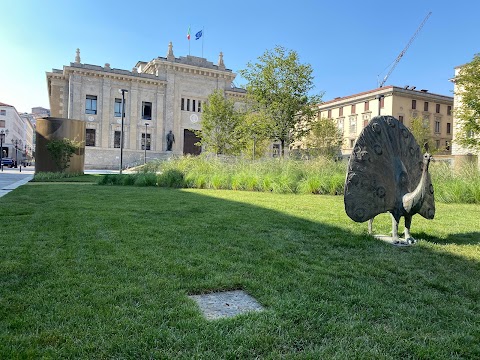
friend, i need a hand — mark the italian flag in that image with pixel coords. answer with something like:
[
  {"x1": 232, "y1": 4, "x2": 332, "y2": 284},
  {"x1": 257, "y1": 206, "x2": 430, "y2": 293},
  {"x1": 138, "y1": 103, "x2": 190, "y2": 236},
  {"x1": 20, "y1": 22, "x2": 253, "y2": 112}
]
[{"x1": 187, "y1": 26, "x2": 191, "y2": 40}]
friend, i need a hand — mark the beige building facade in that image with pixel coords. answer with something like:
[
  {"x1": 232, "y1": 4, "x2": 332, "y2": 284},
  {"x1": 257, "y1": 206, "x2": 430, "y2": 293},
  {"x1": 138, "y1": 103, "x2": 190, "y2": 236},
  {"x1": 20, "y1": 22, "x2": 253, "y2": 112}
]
[
  {"x1": 46, "y1": 44, "x2": 245, "y2": 169},
  {"x1": 0, "y1": 102, "x2": 34, "y2": 165},
  {"x1": 314, "y1": 86, "x2": 453, "y2": 155}
]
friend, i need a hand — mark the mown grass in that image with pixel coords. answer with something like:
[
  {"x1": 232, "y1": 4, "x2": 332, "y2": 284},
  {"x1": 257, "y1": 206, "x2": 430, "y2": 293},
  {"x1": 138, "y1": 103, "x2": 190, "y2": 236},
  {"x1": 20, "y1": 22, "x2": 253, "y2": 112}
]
[{"x1": 0, "y1": 184, "x2": 479, "y2": 358}]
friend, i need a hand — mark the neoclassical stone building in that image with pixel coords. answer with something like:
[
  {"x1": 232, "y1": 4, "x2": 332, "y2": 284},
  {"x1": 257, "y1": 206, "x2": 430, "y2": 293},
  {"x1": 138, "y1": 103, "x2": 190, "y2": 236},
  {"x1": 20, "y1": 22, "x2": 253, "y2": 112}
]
[{"x1": 46, "y1": 43, "x2": 246, "y2": 169}]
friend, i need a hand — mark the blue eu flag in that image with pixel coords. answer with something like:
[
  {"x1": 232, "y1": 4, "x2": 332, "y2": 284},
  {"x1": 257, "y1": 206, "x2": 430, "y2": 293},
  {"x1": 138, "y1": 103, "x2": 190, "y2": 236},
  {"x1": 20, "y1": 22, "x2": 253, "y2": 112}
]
[{"x1": 195, "y1": 30, "x2": 203, "y2": 40}]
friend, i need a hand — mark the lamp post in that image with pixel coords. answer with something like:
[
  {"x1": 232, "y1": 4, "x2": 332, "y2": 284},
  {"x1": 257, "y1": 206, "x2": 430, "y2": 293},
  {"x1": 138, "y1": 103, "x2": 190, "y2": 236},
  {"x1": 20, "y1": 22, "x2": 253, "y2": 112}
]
[
  {"x1": 144, "y1": 123, "x2": 149, "y2": 165},
  {"x1": 119, "y1": 89, "x2": 128, "y2": 174},
  {"x1": 0, "y1": 129, "x2": 8, "y2": 171},
  {"x1": 13, "y1": 139, "x2": 22, "y2": 168}
]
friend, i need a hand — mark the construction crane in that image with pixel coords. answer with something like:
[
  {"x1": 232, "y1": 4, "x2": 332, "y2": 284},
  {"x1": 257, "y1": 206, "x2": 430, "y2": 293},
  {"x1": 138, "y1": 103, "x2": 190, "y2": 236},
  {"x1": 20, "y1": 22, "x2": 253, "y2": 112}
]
[{"x1": 378, "y1": 11, "x2": 432, "y2": 88}]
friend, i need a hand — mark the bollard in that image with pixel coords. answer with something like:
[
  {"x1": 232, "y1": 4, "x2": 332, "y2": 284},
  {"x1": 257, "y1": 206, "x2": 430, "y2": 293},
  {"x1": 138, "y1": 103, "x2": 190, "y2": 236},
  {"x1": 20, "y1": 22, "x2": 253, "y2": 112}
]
[{"x1": 20, "y1": 165, "x2": 22, "y2": 172}]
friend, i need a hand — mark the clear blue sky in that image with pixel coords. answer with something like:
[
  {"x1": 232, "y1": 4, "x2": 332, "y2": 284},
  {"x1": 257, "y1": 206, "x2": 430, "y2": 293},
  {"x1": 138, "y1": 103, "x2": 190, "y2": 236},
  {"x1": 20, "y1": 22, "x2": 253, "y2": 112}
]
[{"x1": 1, "y1": 0, "x2": 478, "y2": 113}]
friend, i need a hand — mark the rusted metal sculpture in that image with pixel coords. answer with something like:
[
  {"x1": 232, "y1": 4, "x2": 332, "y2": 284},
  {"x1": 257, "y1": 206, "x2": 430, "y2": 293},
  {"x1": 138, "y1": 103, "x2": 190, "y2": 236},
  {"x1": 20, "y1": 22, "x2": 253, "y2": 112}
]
[{"x1": 344, "y1": 116, "x2": 435, "y2": 245}]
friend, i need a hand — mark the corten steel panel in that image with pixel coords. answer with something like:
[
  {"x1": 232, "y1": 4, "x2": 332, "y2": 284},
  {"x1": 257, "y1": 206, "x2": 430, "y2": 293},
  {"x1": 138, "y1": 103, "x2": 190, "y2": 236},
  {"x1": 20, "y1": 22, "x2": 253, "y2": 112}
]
[{"x1": 35, "y1": 117, "x2": 86, "y2": 174}]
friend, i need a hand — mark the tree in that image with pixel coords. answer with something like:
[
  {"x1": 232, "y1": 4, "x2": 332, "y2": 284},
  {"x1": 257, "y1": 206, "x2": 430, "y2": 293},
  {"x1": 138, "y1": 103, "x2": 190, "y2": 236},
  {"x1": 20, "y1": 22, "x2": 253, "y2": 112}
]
[
  {"x1": 196, "y1": 90, "x2": 242, "y2": 155},
  {"x1": 46, "y1": 138, "x2": 81, "y2": 172},
  {"x1": 237, "y1": 111, "x2": 273, "y2": 159},
  {"x1": 454, "y1": 54, "x2": 480, "y2": 151},
  {"x1": 306, "y1": 117, "x2": 343, "y2": 158},
  {"x1": 239, "y1": 46, "x2": 323, "y2": 156},
  {"x1": 409, "y1": 117, "x2": 438, "y2": 154}
]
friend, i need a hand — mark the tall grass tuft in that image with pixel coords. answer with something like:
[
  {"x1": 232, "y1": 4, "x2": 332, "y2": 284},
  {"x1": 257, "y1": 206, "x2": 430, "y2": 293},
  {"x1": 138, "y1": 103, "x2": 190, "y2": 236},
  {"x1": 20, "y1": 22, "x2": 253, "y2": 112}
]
[
  {"x1": 431, "y1": 162, "x2": 480, "y2": 204},
  {"x1": 98, "y1": 155, "x2": 479, "y2": 204}
]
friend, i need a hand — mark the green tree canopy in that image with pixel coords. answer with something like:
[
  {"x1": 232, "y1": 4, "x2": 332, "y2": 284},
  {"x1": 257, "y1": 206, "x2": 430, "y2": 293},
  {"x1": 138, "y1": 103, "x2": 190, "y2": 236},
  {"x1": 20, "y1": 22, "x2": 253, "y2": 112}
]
[
  {"x1": 454, "y1": 54, "x2": 480, "y2": 151},
  {"x1": 46, "y1": 138, "x2": 81, "y2": 172},
  {"x1": 237, "y1": 111, "x2": 273, "y2": 159},
  {"x1": 306, "y1": 117, "x2": 343, "y2": 158},
  {"x1": 196, "y1": 89, "x2": 242, "y2": 155},
  {"x1": 409, "y1": 116, "x2": 438, "y2": 154},
  {"x1": 239, "y1": 46, "x2": 323, "y2": 156}
]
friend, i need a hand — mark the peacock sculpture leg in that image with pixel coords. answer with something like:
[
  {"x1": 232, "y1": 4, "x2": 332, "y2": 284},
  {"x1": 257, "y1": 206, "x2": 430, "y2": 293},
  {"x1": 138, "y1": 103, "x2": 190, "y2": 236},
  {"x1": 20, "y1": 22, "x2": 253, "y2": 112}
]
[
  {"x1": 368, "y1": 218, "x2": 374, "y2": 235},
  {"x1": 390, "y1": 213, "x2": 404, "y2": 245},
  {"x1": 404, "y1": 215, "x2": 416, "y2": 244}
]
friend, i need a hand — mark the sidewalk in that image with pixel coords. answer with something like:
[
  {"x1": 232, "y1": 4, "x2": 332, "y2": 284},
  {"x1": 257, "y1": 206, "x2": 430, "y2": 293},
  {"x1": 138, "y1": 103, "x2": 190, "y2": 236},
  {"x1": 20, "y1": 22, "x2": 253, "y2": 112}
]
[
  {"x1": 0, "y1": 166, "x2": 34, "y2": 198},
  {"x1": 0, "y1": 167, "x2": 123, "y2": 198}
]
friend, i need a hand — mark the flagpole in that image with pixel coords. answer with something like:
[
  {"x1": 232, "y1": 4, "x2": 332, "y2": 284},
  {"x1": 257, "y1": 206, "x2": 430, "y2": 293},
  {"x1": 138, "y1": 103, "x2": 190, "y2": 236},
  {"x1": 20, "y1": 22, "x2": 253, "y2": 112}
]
[
  {"x1": 202, "y1": 27, "x2": 204, "y2": 58},
  {"x1": 188, "y1": 25, "x2": 191, "y2": 55}
]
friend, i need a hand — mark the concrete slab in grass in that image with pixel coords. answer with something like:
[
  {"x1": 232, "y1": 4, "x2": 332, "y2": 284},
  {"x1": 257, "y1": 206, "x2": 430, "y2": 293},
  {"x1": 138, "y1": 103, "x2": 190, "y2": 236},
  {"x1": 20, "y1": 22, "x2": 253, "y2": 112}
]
[{"x1": 189, "y1": 290, "x2": 264, "y2": 320}]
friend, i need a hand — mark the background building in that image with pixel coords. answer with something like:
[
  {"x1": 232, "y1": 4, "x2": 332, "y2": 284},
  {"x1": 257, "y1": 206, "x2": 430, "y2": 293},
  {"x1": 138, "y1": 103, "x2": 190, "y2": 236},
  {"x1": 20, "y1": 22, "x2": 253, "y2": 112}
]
[
  {"x1": 46, "y1": 44, "x2": 246, "y2": 169},
  {"x1": 0, "y1": 102, "x2": 32, "y2": 166},
  {"x1": 314, "y1": 86, "x2": 453, "y2": 155}
]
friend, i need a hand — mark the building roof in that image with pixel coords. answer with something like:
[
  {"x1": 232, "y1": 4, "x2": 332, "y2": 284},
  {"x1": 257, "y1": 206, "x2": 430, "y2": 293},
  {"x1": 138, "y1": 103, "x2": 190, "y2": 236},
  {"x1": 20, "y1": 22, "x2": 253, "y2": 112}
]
[
  {"x1": 319, "y1": 85, "x2": 453, "y2": 107},
  {"x1": 0, "y1": 102, "x2": 14, "y2": 107}
]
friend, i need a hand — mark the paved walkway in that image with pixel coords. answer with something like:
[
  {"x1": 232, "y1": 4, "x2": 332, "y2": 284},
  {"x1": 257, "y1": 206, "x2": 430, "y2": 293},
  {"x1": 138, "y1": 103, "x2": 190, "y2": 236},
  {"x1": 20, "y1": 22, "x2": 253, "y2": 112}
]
[
  {"x1": 0, "y1": 166, "x2": 34, "y2": 198},
  {"x1": 0, "y1": 167, "x2": 123, "y2": 198}
]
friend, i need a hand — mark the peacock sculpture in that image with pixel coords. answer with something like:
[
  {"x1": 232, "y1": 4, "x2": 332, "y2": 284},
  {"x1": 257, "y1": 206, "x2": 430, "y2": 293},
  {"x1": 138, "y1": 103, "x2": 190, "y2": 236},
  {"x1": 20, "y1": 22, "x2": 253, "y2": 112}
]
[{"x1": 344, "y1": 115, "x2": 435, "y2": 245}]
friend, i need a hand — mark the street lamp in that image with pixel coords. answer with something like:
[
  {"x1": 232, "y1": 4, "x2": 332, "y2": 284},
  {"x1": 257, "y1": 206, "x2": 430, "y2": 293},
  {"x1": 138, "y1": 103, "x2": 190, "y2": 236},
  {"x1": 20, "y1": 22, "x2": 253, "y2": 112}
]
[
  {"x1": 144, "y1": 123, "x2": 149, "y2": 165},
  {"x1": 0, "y1": 129, "x2": 9, "y2": 171},
  {"x1": 13, "y1": 139, "x2": 22, "y2": 168},
  {"x1": 119, "y1": 89, "x2": 128, "y2": 174}
]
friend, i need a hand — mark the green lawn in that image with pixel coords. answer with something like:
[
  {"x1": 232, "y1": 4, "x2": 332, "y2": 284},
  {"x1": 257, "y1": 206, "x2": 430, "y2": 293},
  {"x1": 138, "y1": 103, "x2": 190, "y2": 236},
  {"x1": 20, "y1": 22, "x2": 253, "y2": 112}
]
[{"x1": 0, "y1": 184, "x2": 479, "y2": 359}]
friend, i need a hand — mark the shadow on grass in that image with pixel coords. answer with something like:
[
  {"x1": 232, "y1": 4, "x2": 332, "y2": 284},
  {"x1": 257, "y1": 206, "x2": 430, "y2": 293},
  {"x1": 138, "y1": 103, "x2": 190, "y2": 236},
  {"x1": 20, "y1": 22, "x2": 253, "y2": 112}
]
[
  {"x1": 416, "y1": 231, "x2": 480, "y2": 246},
  {"x1": 0, "y1": 185, "x2": 479, "y2": 359}
]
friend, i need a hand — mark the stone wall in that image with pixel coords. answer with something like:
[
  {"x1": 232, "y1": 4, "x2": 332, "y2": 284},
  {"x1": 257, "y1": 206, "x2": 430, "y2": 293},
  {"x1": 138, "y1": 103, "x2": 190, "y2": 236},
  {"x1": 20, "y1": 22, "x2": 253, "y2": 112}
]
[{"x1": 84, "y1": 147, "x2": 172, "y2": 169}]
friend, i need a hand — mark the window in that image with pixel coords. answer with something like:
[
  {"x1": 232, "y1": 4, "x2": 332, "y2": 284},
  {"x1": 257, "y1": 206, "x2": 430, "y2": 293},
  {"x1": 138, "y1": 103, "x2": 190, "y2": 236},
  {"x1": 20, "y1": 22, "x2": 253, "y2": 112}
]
[
  {"x1": 350, "y1": 139, "x2": 355, "y2": 148},
  {"x1": 435, "y1": 121, "x2": 440, "y2": 133},
  {"x1": 435, "y1": 140, "x2": 440, "y2": 149},
  {"x1": 86, "y1": 129, "x2": 96, "y2": 146},
  {"x1": 86, "y1": 95, "x2": 97, "y2": 114},
  {"x1": 349, "y1": 117, "x2": 356, "y2": 135},
  {"x1": 445, "y1": 141, "x2": 450, "y2": 151},
  {"x1": 447, "y1": 122, "x2": 451, "y2": 134},
  {"x1": 114, "y1": 98, "x2": 122, "y2": 117},
  {"x1": 0, "y1": 110, "x2": 6, "y2": 116},
  {"x1": 412, "y1": 100, "x2": 417, "y2": 109},
  {"x1": 447, "y1": 105, "x2": 452, "y2": 115},
  {"x1": 187, "y1": 99, "x2": 190, "y2": 111},
  {"x1": 198, "y1": 101, "x2": 202, "y2": 112},
  {"x1": 339, "y1": 107, "x2": 343, "y2": 116},
  {"x1": 398, "y1": 115, "x2": 404, "y2": 124},
  {"x1": 181, "y1": 98, "x2": 185, "y2": 111},
  {"x1": 192, "y1": 100, "x2": 196, "y2": 112},
  {"x1": 380, "y1": 97, "x2": 385, "y2": 108},
  {"x1": 436, "y1": 104, "x2": 440, "y2": 113},
  {"x1": 0, "y1": 120, "x2": 5, "y2": 128},
  {"x1": 142, "y1": 102, "x2": 152, "y2": 120},
  {"x1": 337, "y1": 118, "x2": 344, "y2": 132},
  {"x1": 114, "y1": 131, "x2": 121, "y2": 148},
  {"x1": 423, "y1": 115, "x2": 430, "y2": 128},
  {"x1": 424, "y1": 102, "x2": 429, "y2": 112},
  {"x1": 364, "y1": 101, "x2": 369, "y2": 111},
  {"x1": 142, "y1": 133, "x2": 151, "y2": 150},
  {"x1": 327, "y1": 109, "x2": 332, "y2": 118},
  {"x1": 351, "y1": 104, "x2": 356, "y2": 114}
]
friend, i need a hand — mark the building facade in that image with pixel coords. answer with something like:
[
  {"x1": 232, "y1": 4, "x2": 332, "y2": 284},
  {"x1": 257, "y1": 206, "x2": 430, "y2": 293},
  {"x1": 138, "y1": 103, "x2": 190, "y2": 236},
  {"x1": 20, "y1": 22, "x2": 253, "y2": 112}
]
[
  {"x1": 312, "y1": 86, "x2": 453, "y2": 156},
  {"x1": 46, "y1": 44, "x2": 246, "y2": 169},
  {"x1": 0, "y1": 102, "x2": 33, "y2": 165}
]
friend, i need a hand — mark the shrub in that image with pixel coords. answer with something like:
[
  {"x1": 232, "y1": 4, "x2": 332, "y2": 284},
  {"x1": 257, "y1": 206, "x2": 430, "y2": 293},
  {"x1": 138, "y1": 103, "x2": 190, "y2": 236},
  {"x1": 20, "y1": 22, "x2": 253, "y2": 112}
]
[{"x1": 157, "y1": 169, "x2": 185, "y2": 188}]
